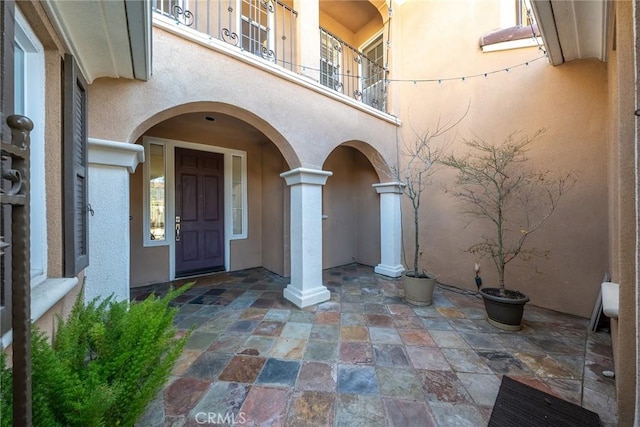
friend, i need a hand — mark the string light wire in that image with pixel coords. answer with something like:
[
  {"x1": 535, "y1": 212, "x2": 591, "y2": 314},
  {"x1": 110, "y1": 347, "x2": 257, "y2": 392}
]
[{"x1": 274, "y1": 53, "x2": 547, "y2": 86}]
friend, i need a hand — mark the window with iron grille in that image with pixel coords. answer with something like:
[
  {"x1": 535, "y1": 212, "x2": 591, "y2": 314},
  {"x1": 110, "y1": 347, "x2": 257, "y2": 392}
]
[
  {"x1": 241, "y1": 0, "x2": 275, "y2": 60},
  {"x1": 362, "y1": 35, "x2": 384, "y2": 89},
  {"x1": 320, "y1": 31, "x2": 341, "y2": 91}
]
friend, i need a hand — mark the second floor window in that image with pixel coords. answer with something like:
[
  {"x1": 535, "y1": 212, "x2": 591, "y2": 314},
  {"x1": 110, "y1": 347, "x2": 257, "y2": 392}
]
[
  {"x1": 362, "y1": 35, "x2": 384, "y2": 90},
  {"x1": 241, "y1": 0, "x2": 275, "y2": 60}
]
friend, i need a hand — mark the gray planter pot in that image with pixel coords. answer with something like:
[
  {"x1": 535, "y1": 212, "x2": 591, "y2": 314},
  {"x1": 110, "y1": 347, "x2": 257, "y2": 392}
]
[
  {"x1": 480, "y1": 287, "x2": 530, "y2": 331},
  {"x1": 403, "y1": 272, "x2": 437, "y2": 306}
]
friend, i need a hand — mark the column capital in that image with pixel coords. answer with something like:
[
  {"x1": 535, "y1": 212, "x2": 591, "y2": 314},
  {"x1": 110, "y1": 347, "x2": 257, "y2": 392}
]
[
  {"x1": 373, "y1": 181, "x2": 406, "y2": 194},
  {"x1": 280, "y1": 167, "x2": 332, "y2": 186},
  {"x1": 88, "y1": 138, "x2": 144, "y2": 173}
]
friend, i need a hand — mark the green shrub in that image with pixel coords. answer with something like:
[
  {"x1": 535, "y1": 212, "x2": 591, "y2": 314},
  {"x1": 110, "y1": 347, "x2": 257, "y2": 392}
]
[{"x1": 0, "y1": 284, "x2": 192, "y2": 426}]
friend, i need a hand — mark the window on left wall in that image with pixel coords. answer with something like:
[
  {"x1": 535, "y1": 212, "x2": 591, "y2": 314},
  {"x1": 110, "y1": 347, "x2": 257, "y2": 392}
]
[{"x1": 15, "y1": 6, "x2": 46, "y2": 286}]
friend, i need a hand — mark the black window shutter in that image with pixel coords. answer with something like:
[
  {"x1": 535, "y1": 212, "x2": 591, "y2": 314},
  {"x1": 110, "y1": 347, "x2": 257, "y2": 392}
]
[{"x1": 63, "y1": 53, "x2": 89, "y2": 277}]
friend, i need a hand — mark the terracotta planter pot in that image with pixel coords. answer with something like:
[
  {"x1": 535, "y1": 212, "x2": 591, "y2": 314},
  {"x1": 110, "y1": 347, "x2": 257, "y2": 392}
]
[
  {"x1": 480, "y1": 287, "x2": 530, "y2": 331},
  {"x1": 403, "y1": 272, "x2": 437, "y2": 306}
]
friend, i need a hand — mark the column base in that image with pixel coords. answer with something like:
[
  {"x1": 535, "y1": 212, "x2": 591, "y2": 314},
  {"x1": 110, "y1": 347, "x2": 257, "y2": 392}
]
[
  {"x1": 284, "y1": 284, "x2": 330, "y2": 308},
  {"x1": 374, "y1": 264, "x2": 405, "y2": 278}
]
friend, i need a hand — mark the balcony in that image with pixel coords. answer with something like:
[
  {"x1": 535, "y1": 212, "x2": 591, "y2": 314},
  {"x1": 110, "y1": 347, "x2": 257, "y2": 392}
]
[{"x1": 151, "y1": 0, "x2": 388, "y2": 112}]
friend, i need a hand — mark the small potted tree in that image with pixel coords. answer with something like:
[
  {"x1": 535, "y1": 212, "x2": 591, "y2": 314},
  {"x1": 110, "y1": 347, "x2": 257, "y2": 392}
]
[
  {"x1": 443, "y1": 129, "x2": 575, "y2": 329},
  {"x1": 390, "y1": 117, "x2": 463, "y2": 306}
]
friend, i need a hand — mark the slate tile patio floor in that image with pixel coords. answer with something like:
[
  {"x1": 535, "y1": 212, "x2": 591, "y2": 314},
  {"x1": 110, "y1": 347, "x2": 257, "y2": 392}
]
[{"x1": 133, "y1": 264, "x2": 617, "y2": 426}]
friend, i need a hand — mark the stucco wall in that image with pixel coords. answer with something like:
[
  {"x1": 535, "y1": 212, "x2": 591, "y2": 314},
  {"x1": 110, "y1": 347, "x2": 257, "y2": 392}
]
[
  {"x1": 610, "y1": 1, "x2": 636, "y2": 424},
  {"x1": 86, "y1": 164, "x2": 131, "y2": 301},
  {"x1": 91, "y1": 26, "x2": 399, "y2": 287},
  {"x1": 354, "y1": 151, "x2": 382, "y2": 266},
  {"x1": 323, "y1": 148, "x2": 358, "y2": 268},
  {"x1": 88, "y1": 29, "x2": 399, "y2": 169},
  {"x1": 94, "y1": 2, "x2": 610, "y2": 318},
  {"x1": 2, "y1": 1, "x2": 83, "y2": 345},
  {"x1": 323, "y1": 146, "x2": 381, "y2": 269},
  {"x1": 129, "y1": 164, "x2": 171, "y2": 286},
  {"x1": 393, "y1": 0, "x2": 609, "y2": 318},
  {"x1": 261, "y1": 143, "x2": 288, "y2": 276}
]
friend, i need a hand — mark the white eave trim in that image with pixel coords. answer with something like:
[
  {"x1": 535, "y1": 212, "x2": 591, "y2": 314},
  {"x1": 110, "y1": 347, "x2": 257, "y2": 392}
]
[
  {"x1": 126, "y1": 0, "x2": 153, "y2": 81},
  {"x1": 42, "y1": 0, "x2": 152, "y2": 83},
  {"x1": 531, "y1": 0, "x2": 608, "y2": 66},
  {"x1": 531, "y1": 0, "x2": 564, "y2": 65}
]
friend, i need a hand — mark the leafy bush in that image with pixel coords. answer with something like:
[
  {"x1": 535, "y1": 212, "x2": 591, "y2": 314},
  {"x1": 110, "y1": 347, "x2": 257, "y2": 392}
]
[{"x1": 0, "y1": 284, "x2": 192, "y2": 426}]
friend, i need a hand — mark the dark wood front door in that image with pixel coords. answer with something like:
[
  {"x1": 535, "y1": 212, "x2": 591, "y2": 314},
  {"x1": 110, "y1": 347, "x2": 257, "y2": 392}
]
[{"x1": 175, "y1": 148, "x2": 225, "y2": 276}]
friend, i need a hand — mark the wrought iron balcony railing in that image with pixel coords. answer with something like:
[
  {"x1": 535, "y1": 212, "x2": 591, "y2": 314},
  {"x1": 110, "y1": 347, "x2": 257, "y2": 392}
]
[
  {"x1": 319, "y1": 27, "x2": 387, "y2": 112},
  {"x1": 152, "y1": 1, "x2": 387, "y2": 112},
  {"x1": 153, "y1": 0, "x2": 297, "y2": 70}
]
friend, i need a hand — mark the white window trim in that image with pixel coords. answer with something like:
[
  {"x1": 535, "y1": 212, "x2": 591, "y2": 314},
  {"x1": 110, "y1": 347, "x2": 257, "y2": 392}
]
[
  {"x1": 1, "y1": 8, "x2": 80, "y2": 344},
  {"x1": 359, "y1": 32, "x2": 384, "y2": 92},
  {"x1": 143, "y1": 140, "x2": 168, "y2": 247},
  {"x1": 481, "y1": 37, "x2": 543, "y2": 53},
  {"x1": 15, "y1": 6, "x2": 47, "y2": 287},
  {"x1": 2, "y1": 277, "x2": 79, "y2": 348},
  {"x1": 142, "y1": 136, "x2": 248, "y2": 280},
  {"x1": 230, "y1": 153, "x2": 248, "y2": 238}
]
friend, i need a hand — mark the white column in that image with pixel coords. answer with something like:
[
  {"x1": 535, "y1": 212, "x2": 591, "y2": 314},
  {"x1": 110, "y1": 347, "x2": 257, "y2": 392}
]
[
  {"x1": 293, "y1": 0, "x2": 320, "y2": 82},
  {"x1": 280, "y1": 167, "x2": 332, "y2": 308},
  {"x1": 86, "y1": 138, "x2": 144, "y2": 303},
  {"x1": 373, "y1": 182, "x2": 405, "y2": 277}
]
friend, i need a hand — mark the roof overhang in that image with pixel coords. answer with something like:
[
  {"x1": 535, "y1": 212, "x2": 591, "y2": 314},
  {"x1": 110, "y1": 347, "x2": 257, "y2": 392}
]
[
  {"x1": 531, "y1": 0, "x2": 609, "y2": 66},
  {"x1": 42, "y1": 0, "x2": 152, "y2": 83}
]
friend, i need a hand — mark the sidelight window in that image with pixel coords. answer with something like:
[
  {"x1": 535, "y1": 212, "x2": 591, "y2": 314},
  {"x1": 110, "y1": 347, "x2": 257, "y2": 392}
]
[{"x1": 144, "y1": 142, "x2": 167, "y2": 245}]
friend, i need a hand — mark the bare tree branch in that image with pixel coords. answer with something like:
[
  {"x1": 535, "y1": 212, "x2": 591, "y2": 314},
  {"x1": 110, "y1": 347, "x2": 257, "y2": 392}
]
[
  {"x1": 442, "y1": 129, "x2": 577, "y2": 293},
  {"x1": 382, "y1": 107, "x2": 469, "y2": 276}
]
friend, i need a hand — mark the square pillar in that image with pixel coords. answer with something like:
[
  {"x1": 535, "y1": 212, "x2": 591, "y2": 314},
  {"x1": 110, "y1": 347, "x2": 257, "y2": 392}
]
[
  {"x1": 280, "y1": 167, "x2": 332, "y2": 308},
  {"x1": 86, "y1": 138, "x2": 144, "y2": 303},
  {"x1": 373, "y1": 182, "x2": 405, "y2": 277},
  {"x1": 293, "y1": 0, "x2": 320, "y2": 82}
]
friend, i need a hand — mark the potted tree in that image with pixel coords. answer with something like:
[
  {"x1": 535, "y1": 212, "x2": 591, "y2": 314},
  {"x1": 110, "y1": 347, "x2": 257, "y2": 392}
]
[
  {"x1": 390, "y1": 118, "x2": 463, "y2": 306},
  {"x1": 443, "y1": 129, "x2": 576, "y2": 330}
]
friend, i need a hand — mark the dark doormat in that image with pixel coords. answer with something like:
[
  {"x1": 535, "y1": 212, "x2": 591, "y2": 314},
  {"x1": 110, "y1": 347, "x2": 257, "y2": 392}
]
[{"x1": 488, "y1": 376, "x2": 601, "y2": 427}]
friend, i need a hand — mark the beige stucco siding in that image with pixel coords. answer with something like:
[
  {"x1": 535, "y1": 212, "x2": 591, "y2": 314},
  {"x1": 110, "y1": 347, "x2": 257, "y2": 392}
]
[
  {"x1": 392, "y1": 0, "x2": 609, "y2": 318},
  {"x1": 98, "y1": 2, "x2": 608, "y2": 318},
  {"x1": 88, "y1": 29, "x2": 399, "y2": 169},
  {"x1": 91, "y1": 26, "x2": 399, "y2": 287},
  {"x1": 4, "y1": 1, "x2": 84, "y2": 346},
  {"x1": 261, "y1": 143, "x2": 289, "y2": 276},
  {"x1": 610, "y1": 1, "x2": 636, "y2": 424}
]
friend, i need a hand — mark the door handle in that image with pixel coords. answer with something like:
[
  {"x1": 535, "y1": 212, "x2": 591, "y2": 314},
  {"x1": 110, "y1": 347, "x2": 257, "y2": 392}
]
[{"x1": 176, "y1": 223, "x2": 180, "y2": 241}]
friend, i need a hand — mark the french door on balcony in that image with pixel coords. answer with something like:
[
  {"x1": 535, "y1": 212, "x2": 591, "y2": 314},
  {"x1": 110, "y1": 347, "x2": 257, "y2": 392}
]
[
  {"x1": 361, "y1": 35, "x2": 385, "y2": 110},
  {"x1": 240, "y1": 0, "x2": 276, "y2": 60},
  {"x1": 320, "y1": 30, "x2": 341, "y2": 91}
]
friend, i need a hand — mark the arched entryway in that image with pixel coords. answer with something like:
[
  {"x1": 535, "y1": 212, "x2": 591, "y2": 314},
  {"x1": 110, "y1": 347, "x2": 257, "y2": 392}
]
[
  {"x1": 129, "y1": 108, "x2": 294, "y2": 288},
  {"x1": 322, "y1": 145, "x2": 381, "y2": 269},
  {"x1": 321, "y1": 141, "x2": 404, "y2": 278}
]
